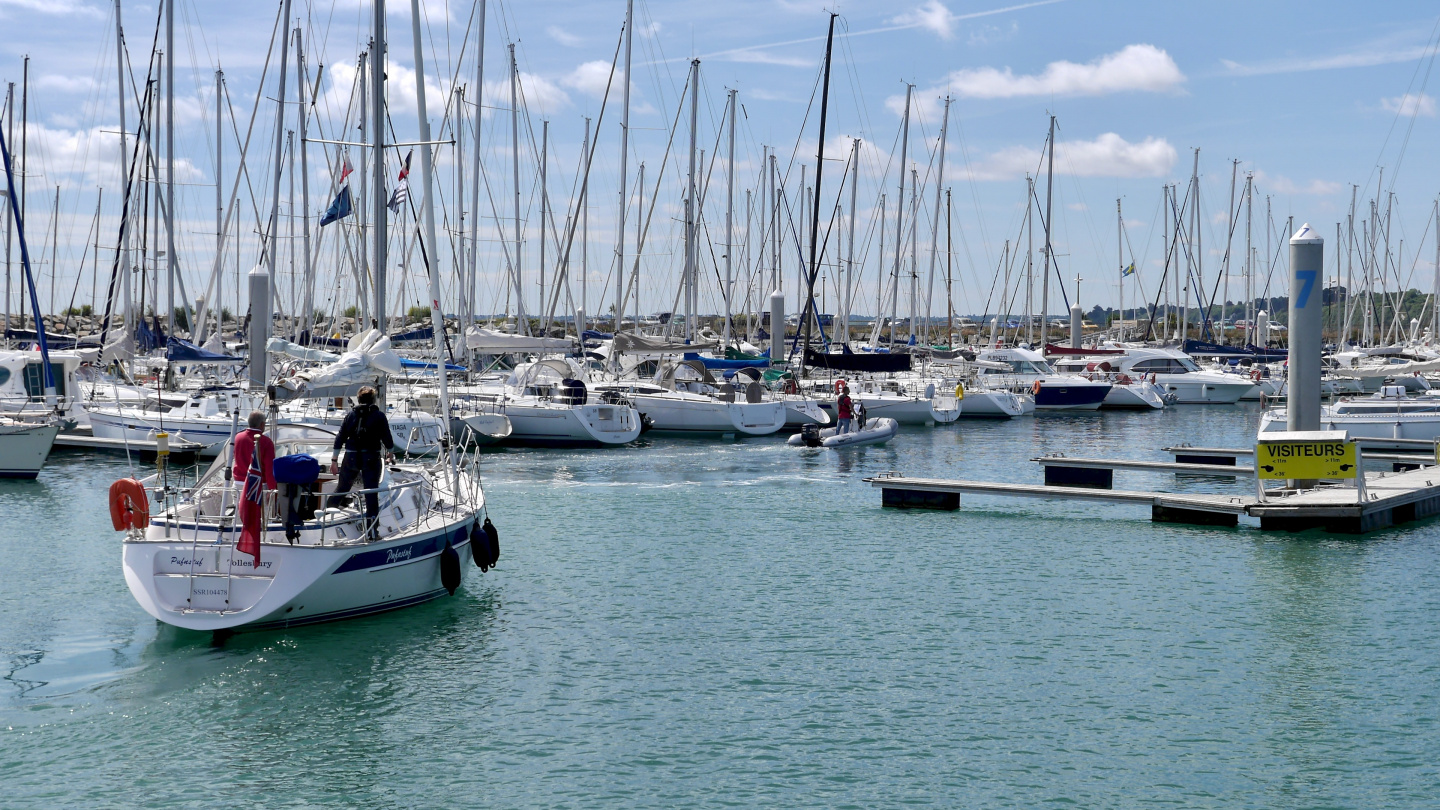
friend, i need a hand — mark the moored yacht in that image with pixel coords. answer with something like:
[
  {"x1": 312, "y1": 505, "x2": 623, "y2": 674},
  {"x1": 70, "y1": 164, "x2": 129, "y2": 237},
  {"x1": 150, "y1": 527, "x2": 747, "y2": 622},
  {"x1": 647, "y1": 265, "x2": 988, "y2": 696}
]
[
  {"x1": 117, "y1": 425, "x2": 491, "y2": 632},
  {"x1": 976, "y1": 346, "x2": 1111, "y2": 410}
]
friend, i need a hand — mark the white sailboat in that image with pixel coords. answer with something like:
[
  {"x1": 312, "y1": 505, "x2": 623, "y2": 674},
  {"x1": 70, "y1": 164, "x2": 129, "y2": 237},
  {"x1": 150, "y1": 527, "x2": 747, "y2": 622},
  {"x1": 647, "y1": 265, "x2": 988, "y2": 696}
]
[{"x1": 118, "y1": 425, "x2": 488, "y2": 632}]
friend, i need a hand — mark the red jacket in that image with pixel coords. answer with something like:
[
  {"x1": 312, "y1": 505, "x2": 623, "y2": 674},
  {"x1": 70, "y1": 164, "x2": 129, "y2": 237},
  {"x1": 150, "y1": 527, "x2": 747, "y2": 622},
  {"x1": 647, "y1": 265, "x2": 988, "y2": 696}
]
[
  {"x1": 232, "y1": 429, "x2": 277, "y2": 489},
  {"x1": 837, "y1": 393, "x2": 853, "y2": 419}
]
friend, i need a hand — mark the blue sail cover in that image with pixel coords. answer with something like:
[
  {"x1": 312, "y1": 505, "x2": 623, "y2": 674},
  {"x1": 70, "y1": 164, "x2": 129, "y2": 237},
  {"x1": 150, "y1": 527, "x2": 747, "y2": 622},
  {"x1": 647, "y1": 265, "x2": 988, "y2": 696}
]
[
  {"x1": 166, "y1": 336, "x2": 241, "y2": 363},
  {"x1": 1245, "y1": 343, "x2": 1288, "y2": 360},
  {"x1": 682, "y1": 352, "x2": 770, "y2": 371},
  {"x1": 398, "y1": 356, "x2": 466, "y2": 371},
  {"x1": 388, "y1": 326, "x2": 434, "y2": 342}
]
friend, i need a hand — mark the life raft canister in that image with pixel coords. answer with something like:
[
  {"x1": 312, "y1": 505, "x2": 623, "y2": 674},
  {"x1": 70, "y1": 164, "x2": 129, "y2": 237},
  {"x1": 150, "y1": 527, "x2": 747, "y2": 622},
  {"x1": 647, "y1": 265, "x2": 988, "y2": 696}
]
[{"x1": 109, "y1": 478, "x2": 150, "y2": 531}]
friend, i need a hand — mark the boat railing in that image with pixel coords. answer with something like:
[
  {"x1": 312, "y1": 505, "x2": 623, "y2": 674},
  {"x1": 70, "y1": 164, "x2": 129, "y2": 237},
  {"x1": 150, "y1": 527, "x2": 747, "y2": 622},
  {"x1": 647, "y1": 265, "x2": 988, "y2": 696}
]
[{"x1": 156, "y1": 476, "x2": 429, "y2": 550}]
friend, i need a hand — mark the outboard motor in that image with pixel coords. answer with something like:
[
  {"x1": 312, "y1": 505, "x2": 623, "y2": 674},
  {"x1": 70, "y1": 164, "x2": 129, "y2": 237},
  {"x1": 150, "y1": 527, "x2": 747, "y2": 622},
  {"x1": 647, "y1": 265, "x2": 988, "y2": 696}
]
[{"x1": 801, "y1": 423, "x2": 823, "y2": 447}]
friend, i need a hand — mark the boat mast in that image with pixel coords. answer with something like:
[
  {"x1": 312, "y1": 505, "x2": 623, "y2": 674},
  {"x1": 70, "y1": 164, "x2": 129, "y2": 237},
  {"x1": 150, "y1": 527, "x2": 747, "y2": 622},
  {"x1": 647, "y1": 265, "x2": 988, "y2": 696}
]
[
  {"x1": 509, "y1": 43, "x2": 527, "y2": 334},
  {"x1": 612, "y1": 0, "x2": 632, "y2": 347},
  {"x1": 1223, "y1": 158, "x2": 1236, "y2": 337},
  {"x1": 892, "y1": 83, "x2": 911, "y2": 346},
  {"x1": 945, "y1": 188, "x2": 953, "y2": 345},
  {"x1": 1117, "y1": 197, "x2": 1123, "y2": 342},
  {"x1": 409, "y1": 0, "x2": 458, "y2": 491},
  {"x1": 581, "y1": 116, "x2": 590, "y2": 336},
  {"x1": 3, "y1": 83, "x2": 10, "y2": 334},
  {"x1": 724, "y1": 87, "x2": 736, "y2": 349},
  {"x1": 924, "y1": 96, "x2": 950, "y2": 344},
  {"x1": 844, "y1": 137, "x2": 858, "y2": 347},
  {"x1": 539, "y1": 119, "x2": 548, "y2": 335},
  {"x1": 115, "y1": 3, "x2": 131, "y2": 337},
  {"x1": 371, "y1": 0, "x2": 386, "y2": 342},
  {"x1": 210, "y1": 67, "x2": 222, "y2": 342},
  {"x1": 296, "y1": 27, "x2": 313, "y2": 342},
  {"x1": 166, "y1": 0, "x2": 176, "y2": 337},
  {"x1": 261, "y1": 0, "x2": 295, "y2": 390},
  {"x1": 467, "y1": 0, "x2": 487, "y2": 336},
  {"x1": 801, "y1": 12, "x2": 837, "y2": 369},
  {"x1": 684, "y1": 58, "x2": 698, "y2": 342},
  {"x1": 1025, "y1": 175, "x2": 1033, "y2": 345},
  {"x1": 1433, "y1": 199, "x2": 1439, "y2": 342},
  {"x1": 1041, "y1": 114, "x2": 1054, "y2": 349}
]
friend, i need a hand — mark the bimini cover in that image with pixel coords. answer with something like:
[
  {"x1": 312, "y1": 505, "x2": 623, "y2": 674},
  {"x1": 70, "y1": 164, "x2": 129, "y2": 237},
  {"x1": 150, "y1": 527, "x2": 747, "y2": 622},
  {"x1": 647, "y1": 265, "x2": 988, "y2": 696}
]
[
  {"x1": 166, "y1": 336, "x2": 241, "y2": 363},
  {"x1": 612, "y1": 332, "x2": 719, "y2": 353},
  {"x1": 272, "y1": 329, "x2": 402, "y2": 400},
  {"x1": 466, "y1": 326, "x2": 575, "y2": 352},
  {"x1": 652, "y1": 359, "x2": 716, "y2": 390},
  {"x1": 508, "y1": 357, "x2": 585, "y2": 388}
]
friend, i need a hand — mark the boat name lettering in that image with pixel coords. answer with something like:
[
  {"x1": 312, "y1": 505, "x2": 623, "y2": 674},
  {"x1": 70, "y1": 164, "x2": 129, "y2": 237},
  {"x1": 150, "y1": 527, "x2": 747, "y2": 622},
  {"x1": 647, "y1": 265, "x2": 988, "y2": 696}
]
[
  {"x1": 228, "y1": 558, "x2": 275, "y2": 570},
  {"x1": 386, "y1": 547, "x2": 413, "y2": 564},
  {"x1": 192, "y1": 588, "x2": 228, "y2": 596}
]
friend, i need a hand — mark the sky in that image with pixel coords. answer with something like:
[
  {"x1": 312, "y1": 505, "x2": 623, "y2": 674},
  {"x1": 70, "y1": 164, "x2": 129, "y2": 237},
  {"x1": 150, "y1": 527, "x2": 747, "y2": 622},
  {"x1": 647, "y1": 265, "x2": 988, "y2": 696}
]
[{"x1": 1, "y1": 0, "x2": 1440, "y2": 327}]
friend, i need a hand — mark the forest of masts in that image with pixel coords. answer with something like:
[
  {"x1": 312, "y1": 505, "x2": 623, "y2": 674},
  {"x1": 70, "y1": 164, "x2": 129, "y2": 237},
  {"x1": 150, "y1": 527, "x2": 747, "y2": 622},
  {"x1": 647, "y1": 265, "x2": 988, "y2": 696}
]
[{"x1": 1, "y1": 1, "x2": 1437, "y2": 355}]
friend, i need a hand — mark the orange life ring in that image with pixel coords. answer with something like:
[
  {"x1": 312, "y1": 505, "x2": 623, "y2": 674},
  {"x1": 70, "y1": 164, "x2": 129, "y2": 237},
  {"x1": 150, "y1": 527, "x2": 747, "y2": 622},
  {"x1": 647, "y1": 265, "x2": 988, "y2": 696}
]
[
  {"x1": 1031, "y1": 379, "x2": 1042, "y2": 396},
  {"x1": 1250, "y1": 369, "x2": 1263, "y2": 382},
  {"x1": 110, "y1": 478, "x2": 150, "y2": 531},
  {"x1": 834, "y1": 379, "x2": 848, "y2": 394}
]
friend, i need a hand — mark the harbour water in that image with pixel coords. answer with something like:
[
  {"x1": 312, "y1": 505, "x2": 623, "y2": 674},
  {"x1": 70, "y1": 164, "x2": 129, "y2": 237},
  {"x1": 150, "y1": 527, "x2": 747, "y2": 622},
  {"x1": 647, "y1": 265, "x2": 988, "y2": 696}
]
[{"x1": 4, "y1": 405, "x2": 1440, "y2": 806}]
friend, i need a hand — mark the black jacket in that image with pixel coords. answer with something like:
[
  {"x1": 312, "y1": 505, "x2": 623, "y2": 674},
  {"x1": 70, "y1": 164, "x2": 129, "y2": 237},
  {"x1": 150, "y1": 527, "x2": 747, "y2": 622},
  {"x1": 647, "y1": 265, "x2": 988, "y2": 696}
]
[{"x1": 334, "y1": 404, "x2": 395, "y2": 452}]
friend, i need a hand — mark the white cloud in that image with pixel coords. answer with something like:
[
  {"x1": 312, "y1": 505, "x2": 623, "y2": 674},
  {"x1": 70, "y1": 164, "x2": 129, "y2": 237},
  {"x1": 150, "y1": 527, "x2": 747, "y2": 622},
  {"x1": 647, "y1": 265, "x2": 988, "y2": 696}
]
[
  {"x1": 560, "y1": 61, "x2": 655, "y2": 114},
  {"x1": 964, "y1": 133, "x2": 1176, "y2": 180},
  {"x1": 36, "y1": 74, "x2": 96, "y2": 93},
  {"x1": 482, "y1": 71, "x2": 570, "y2": 114},
  {"x1": 889, "y1": 0, "x2": 958, "y2": 40},
  {"x1": 1067, "y1": 202, "x2": 1086, "y2": 211},
  {"x1": 563, "y1": 61, "x2": 616, "y2": 98},
  {"x1": 1222, "y1": 43, "x2": 1431, "y2": 77},
  {"x1": 1381, "y1": 92, "x2": 1436, "y2": 118},
  {"x1": 0, "y1": 0, "x2": 101, "y2": 17},
  {"x1": 546, "y1": 26, "x2": 581, "y2": 47},
  {"x1": 924, "y1": 44, "x2": 1184, "y2": 100},
  {"x1": 1253, "y1": 171, "x2": 1340, "y2": 196},
  {"x1": 724, "y1": 50, "x2": 812, "y2": 68}
]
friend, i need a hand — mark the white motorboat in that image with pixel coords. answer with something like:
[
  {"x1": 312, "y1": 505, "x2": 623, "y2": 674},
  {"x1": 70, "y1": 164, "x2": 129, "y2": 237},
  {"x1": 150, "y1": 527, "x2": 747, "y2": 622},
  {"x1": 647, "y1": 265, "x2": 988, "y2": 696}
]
[
  {"x1": 469, "y1": 359, "x2": 643, "y2": 446},
  {"x1": 976, "y1": 347, "x2": 1112, "y2": 410},
  {"x1": 788, "y1": 417, "x2": 899, "y2": 448},
  {"x1": 1101, "y1": 345, "x2": 1255, "y2": 404},
  {"x1": 1046, "y1": 359, "x2": 1167, "y2": 409},
  {"x1": 0, "y1": 417, "x2": 60, "y2": 478},
  {"x1": 117, "y1": 425, "x2": 493, "y2": 633},
  {"x1": 594, "y1": 359, "x2": 786, "y2": 436}
]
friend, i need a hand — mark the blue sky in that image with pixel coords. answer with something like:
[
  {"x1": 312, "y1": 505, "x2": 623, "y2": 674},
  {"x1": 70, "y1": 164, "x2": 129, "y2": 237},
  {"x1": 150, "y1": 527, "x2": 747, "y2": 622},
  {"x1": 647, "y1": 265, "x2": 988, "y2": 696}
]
[{"x1": 2, "y1": 0, "x2": 1439, "y2": 323}]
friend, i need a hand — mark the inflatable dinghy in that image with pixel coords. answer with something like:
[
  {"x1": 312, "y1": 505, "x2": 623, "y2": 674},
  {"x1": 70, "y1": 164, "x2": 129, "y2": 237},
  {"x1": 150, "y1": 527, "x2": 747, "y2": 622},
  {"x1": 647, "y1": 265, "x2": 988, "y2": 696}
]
[{"x1": 787, "y1": 417, "x2": 898, "y2": 448}]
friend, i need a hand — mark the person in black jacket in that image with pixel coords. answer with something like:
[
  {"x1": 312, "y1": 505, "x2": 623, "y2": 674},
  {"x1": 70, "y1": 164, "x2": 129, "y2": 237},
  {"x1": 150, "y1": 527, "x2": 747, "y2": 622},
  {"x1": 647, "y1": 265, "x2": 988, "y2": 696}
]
[{"x1": 328, "y1": 386, "x2": 395, "y2": 529}]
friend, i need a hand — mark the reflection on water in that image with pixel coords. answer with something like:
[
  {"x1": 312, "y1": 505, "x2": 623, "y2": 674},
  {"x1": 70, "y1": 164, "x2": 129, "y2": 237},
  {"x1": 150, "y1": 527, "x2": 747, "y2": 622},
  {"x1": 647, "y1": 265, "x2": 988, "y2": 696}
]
[{"x1": 3, "y1": 408, "x2": 1440, "y2": 806}]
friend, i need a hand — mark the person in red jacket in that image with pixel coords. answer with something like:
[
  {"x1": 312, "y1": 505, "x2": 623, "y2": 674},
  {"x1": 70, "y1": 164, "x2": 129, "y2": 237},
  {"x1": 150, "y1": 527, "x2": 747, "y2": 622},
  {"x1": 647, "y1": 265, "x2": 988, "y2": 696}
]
[
  {"x1": 233, "y1": 410, "x2": 276, "y2": 568},
  {"x1": 836, "y1": 384, "x2": 853, "y2": 435}
]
